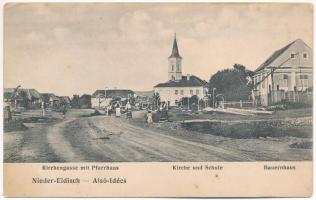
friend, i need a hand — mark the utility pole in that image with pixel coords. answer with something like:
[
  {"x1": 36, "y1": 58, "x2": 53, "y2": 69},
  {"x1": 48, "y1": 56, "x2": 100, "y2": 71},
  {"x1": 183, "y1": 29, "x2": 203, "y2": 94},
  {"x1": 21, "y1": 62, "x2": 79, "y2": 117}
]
[
  {"x1": 187, "y1": 94, "x2": 190, "y2": 110},
  {"x1": 212, "y1": 88, "x2": 216, "y2": 108}
]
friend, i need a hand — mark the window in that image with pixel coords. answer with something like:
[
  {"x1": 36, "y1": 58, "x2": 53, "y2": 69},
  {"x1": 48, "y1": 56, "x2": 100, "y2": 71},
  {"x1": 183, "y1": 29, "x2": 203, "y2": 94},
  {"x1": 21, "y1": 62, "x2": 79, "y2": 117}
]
[
  {"x1": 175, "y1": 90, "x2": 178, "y2": 95},
  {"x1": 177, "y1": 64, "x2": 180, "y2": 71},
  {"x1": 298, "y1": 75, "x2": 309, "y2": 88},
  {"x1": 196, "y1": 89, "x2": 200, "y2": 95},
  {"x1": 171, "y1": 75, "x2": 175, "y2": 81},
  {"x1": 180, "y1": 90, "x2": 184, "y2": 95},
  {"x1": 190, "y1": 90, "x2": 193, "y2": 95},
  {"x1": 279, "y1": 74, "x2": 288, "y2": 87},
  {"x1": 303, "y1": 53, "x2": 307, "y2": 58},
  {"x1": 291, "y1": 53, "x2": 295, "y2": 58},
  {"x1": 300, "y1": 75, "x2": 308, "y2": 79},
  {"x1": 172, "y1": 65, "x2": 174, "y2": 71}
]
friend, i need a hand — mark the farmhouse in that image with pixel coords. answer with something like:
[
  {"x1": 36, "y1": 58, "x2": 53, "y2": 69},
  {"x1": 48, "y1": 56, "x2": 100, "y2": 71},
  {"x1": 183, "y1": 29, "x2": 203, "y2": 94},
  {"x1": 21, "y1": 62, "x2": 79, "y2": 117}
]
[
  {"x1": 154, "y1": 35, "x2": 208, "y2": 106},
  {"x1": 253, "y1": 39, "x2": 313, "y2": 106},
  {"x1": 91, "y1": 89, "x2": 135, "y2": 108},
  {"x1": 41, "y1": 93, "x2": 60, "y2": 108},
  {"x1": 4, "y1": 88, "x2": 42, "y2": 109}
]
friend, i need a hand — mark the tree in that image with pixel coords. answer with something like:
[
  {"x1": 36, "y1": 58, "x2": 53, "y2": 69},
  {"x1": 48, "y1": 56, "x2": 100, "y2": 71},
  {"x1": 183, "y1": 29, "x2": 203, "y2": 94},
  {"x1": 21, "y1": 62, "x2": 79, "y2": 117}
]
[
  {"x1": 152, "y1": 92, "x2": 161, "y2": 111},
  {"x1": 208, "y1": 64, "x2": 253, "y2": 101},
  {"x1": 71, "y1": 95, "x2": 80, "y2": 108},
  {"x1": 180, "y1": 95, "x2": 201, "y2": 110}
]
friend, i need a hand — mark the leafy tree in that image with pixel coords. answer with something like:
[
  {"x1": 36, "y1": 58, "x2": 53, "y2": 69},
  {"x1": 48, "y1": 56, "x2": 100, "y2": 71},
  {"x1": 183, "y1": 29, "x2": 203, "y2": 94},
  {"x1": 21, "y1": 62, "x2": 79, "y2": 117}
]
[
  {"x1": 208, "y1": 64, "x2": 253, "y2": 101},
  {"x1": 179, "y1": 95, "x2": 204, "y2": 110},
  {"x1": 152, "y1": 92, "x2": 161, "y2": 110},
  {"x1": 71, "y1": 95, "x2": 80, "y2": 108}
]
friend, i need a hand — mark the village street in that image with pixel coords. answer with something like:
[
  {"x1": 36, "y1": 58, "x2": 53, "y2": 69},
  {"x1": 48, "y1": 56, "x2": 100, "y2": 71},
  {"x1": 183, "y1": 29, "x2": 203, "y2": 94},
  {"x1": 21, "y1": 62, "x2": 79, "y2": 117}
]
[{"x1": 4, "y1": 109, "x2": 312, "y2": 162}]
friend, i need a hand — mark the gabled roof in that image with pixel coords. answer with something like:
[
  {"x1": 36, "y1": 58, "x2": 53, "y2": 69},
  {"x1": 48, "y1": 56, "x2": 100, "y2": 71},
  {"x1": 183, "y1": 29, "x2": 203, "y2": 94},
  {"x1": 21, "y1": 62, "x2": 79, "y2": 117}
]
[
  {"x1": 4, "y1": 88, "x2": 41, "y2": 100},
  {"x1": 254, "y1": 39, "x2": 306, "y2": 73},
  {"x1": 92, "y1": 89, "x2": 134, "y2": 98},
  {"x1": 106, "y1": 89, "x2": 134, "y2": 99},
  {"x1": 154, "y1": 75, "x2": 207, "y2": 88},
  {"x1": 168, "y1": 34, "x2": 182, "y2": 59},
  {"x1": 92, "y1": 90, "x2": 106, "y2": 98}
]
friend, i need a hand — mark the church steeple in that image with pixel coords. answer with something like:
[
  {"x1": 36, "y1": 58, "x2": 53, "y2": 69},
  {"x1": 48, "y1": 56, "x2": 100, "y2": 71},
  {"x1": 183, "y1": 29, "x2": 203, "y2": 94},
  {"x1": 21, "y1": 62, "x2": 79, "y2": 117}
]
[
  {"x1": 168, "y1": 33, "x2": 183, "y2": 81},
  {"x1": 169, "y1": 33, "x2": 182, "y2": 59}
]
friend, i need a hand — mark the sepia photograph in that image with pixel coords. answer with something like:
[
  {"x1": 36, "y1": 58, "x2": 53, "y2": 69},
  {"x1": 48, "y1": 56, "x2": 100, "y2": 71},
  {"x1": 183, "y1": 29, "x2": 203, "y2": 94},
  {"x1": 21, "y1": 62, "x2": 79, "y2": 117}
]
[{"x1": 3, "y1": 3, "x2": 313, "y2": 163}]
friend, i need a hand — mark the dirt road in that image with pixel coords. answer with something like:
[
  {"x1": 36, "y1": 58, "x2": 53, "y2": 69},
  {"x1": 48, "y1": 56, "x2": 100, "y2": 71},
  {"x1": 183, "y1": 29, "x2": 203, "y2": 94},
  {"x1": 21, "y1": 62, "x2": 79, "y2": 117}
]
[{"x1": 4, "y1": 109, "x2": 312, "y2": 162}]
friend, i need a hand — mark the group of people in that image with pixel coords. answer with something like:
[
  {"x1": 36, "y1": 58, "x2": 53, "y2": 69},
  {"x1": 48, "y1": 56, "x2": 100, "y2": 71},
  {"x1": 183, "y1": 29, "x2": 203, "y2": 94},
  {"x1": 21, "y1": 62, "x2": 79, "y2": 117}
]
[
  {"x1": 104, "y1": 101, "x2": 132, "y2": 118},
  {"x1": 145, "y1": 101, "x2": 169, "y2": 124}
]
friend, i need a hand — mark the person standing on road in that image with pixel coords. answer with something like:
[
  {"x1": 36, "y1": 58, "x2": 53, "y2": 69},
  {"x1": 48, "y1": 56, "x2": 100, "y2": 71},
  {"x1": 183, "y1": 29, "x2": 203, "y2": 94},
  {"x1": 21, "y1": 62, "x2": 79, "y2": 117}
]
[
  {"x1": 115, "y1": 103, "x2": 121, "y2": 117},
  {"x1": 146, "y1": 110, "x2": 153, "y2": 124},
  {"x1": 41, "y1": 101, "x2": 46, "y2": 117},
  {"x1": 62, "y1": 104, "x2": 67, "y2": 119},
  {"x1": 125, "y1": 101, "x2": 132, "y2": 119}
]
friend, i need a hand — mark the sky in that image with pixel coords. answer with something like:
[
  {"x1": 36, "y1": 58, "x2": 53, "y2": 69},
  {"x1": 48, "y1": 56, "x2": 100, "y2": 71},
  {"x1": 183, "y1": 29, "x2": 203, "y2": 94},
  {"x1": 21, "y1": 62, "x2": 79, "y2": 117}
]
[{"x1": 4, "y1": 3, "x2": 313, "y2": 96}]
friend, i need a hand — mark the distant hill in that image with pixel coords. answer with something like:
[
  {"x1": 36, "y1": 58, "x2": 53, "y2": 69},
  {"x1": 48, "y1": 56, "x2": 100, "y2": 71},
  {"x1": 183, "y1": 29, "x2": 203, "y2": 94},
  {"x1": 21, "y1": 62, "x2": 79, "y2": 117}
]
[{"x1": 134, "y1": 90, "x2": 154, "y2": 97}]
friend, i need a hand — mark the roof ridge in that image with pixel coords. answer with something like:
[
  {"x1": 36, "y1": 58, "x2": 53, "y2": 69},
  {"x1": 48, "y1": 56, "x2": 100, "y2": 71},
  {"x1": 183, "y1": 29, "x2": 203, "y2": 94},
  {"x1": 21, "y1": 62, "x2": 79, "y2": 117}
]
[{"x1": 254, "y1": 39, "x2": 301, "y2": 72}]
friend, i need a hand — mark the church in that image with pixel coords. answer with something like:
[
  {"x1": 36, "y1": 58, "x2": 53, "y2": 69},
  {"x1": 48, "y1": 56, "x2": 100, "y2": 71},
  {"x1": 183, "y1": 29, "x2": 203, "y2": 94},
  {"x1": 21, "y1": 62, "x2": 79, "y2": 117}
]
[{"x1": 154, "y1": 35, "x2": 208, "y2": 107}]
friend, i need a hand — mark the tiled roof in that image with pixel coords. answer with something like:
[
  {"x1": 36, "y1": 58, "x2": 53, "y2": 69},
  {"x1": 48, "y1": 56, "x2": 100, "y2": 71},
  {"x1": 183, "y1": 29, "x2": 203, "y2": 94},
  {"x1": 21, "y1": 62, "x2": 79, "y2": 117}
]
[
  {"x1": 91, "y1": 90, "x2": 106, "y2": 98},
  {"x1": 154, "y1": 75, "x2": 207, "y2": 88},
  {"x1": 106, "y1": 90, "x2": 134, "y2": 99},
  {"x1": 4, "y1": 88, "x2": 41, "y2": 100},
  {"x1": 92, "y1": 89, "x2": 134, "y2": 98}
]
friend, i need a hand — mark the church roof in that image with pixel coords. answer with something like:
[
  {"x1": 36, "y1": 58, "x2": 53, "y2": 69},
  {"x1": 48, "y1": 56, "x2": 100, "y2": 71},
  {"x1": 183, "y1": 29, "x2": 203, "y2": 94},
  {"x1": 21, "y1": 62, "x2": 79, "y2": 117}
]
[
  {"x1": 154, "y1": 75, "x2": 207, "y2": 88},
  {"x1": 168, "y1": 35, "x2": 182, "y2": 59}
]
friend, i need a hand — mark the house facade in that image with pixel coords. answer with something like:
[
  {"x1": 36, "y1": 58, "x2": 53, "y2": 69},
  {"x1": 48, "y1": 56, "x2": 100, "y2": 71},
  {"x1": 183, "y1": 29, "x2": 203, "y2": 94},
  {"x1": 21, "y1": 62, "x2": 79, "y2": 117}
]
[
  {"x1": 253, "y1": 39, "x2": 313, "y2": 106},
  {"x1": 154, "y1": 35, "x2": 208, "y2": 106},
  {"x1": 91, "y1": 89, "x2": 135, "y2": 108}
]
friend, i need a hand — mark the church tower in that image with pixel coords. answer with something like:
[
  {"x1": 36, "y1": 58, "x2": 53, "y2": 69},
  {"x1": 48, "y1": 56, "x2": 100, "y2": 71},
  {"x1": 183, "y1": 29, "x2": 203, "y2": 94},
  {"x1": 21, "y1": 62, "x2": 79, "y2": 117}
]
[{"x1": 168, "y1": 34, "x2": 182, "y2": 81}]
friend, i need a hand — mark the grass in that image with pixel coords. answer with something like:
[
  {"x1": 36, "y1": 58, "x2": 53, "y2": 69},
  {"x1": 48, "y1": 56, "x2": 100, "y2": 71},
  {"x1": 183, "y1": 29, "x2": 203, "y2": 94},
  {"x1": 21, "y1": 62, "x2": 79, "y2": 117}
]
[
  {"x1": 167, "y1": 107, "x2": 312, "y2": 122},
  {"x1": 4, "y1": 119, "x2": 27, "y2": 132},
  {"x1": 131, "y1": 107, "x2": 312, "y2": 139},
  {"x1": 182, "y1": 121, "x2": 312, "y2": 139}
]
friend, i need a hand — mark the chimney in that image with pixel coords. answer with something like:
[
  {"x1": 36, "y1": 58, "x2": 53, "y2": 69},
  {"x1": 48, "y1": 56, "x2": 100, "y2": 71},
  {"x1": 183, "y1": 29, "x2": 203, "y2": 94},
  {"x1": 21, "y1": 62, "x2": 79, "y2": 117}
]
[{"x1": 186, "y1": 74, "x2": 190, "y2": 80}]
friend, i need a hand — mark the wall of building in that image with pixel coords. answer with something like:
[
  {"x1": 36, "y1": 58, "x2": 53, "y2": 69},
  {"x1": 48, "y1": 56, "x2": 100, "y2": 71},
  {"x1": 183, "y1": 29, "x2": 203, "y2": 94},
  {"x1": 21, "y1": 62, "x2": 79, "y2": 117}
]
[
  {"x1": 154, "y1": 86, "x2": 207, "y2": 106},
  {"x1": 253, "y1": 40, "x2": 313, "y2": 106},
  {"x1": 91, "y1": 98, "x2": 112, "y2": 108},
  {"x1": 168, "y1": 57, "x2": 182, "y2": 81}
]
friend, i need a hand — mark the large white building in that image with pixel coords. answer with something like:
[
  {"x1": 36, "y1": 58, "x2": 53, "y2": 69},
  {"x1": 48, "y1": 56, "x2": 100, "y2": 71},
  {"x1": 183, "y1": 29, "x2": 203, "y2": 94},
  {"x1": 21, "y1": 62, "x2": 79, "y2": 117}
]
[
  {"x1": 253, "y1": 39, "x2": 313, "y2": 106},
  {"x1": 154, "y1": 35, "x2": 208, "y2": 106}
]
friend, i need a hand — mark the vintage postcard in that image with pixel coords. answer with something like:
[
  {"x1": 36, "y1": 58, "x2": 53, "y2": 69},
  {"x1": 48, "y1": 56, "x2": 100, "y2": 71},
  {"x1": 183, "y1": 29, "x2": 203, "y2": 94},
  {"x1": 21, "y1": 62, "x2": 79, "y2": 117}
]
[{"x1": 2, "y1": 2, "x2": 313, "y2": 197}]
